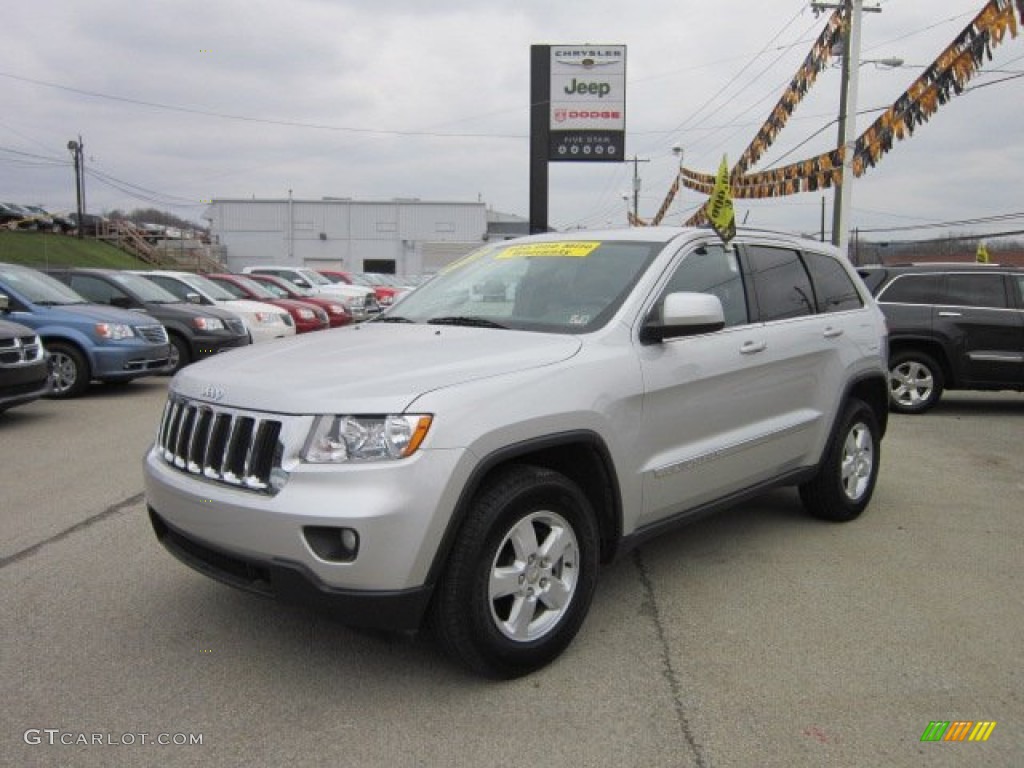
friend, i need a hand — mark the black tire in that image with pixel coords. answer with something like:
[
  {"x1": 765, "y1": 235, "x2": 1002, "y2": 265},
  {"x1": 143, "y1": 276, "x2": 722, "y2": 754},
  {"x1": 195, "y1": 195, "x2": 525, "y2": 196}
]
[
  {"x1": 46, "y1": 341, "x2": 90, "y2": 398},
  {"x1": 888, "y1": 350, "x2": 944, "y2": 414},
  {"x1": 166, "y1": 334, "x2": 191, "y2": 375},
  {"x1": 430, "y1": 464, "x2": 600, "y2": 679},
  {"x1": 800, "y1": 399, "x2": 880, "y2": 522}
]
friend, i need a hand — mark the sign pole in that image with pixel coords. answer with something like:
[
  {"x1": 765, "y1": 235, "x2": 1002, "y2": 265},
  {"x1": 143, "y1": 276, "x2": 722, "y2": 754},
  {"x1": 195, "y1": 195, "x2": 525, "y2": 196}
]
[{"x1": 529, "y1": 45, "x2": 550, "y2": 235}]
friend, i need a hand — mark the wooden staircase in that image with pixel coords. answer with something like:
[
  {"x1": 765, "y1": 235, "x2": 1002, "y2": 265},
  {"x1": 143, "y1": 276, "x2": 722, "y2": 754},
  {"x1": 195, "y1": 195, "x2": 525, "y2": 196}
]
[{"x1": 100, "y1": 222, "x2": 224, "y2": 273}]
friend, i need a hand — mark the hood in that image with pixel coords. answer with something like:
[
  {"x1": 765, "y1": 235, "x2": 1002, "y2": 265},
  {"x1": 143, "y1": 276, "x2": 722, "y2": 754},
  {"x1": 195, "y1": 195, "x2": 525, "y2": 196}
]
[
  {"x1": 216, "y1": 298, "x2": 288, "y2": 320},
  {"x1": 316, "y1": 284, "x2": 372, "y2": 299},
  {"x1": 171, "y1": 322, "x2": 581, "y2": 414},
  {"x1": 32, "y1": 301, "x2": 163, "y2": 326}
]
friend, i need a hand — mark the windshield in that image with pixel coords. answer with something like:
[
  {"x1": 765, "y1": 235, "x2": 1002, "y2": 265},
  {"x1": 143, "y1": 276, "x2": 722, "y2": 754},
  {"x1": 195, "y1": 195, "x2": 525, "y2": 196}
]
[
  {"x1": 377, "y1": 239, "x2": 662, "y2": 333},
  {"x1": 111, "y1": 272, "x2": 180, "y2": 302},
  {"x1": 0, "y1": 264, "x2": 88, "y2": 304},
  {"x1": 183, "y1": 274, "x2": 238, "y2": 301},
  {"x1": 253, "y1": 275, "x2": 310, "y2": 297},
  {"x1": 298, "y1": 269, "x2": 331, "y2": 287},
  {"x1": 231, "y1": 275, "x2": 276, "y2": 298}
]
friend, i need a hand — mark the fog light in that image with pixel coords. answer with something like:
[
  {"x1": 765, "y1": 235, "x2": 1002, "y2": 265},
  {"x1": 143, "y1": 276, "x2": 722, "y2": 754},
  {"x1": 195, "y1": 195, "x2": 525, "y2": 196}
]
[{"x1": 304, "y1": 526, "x2": 360, "y2": 563}]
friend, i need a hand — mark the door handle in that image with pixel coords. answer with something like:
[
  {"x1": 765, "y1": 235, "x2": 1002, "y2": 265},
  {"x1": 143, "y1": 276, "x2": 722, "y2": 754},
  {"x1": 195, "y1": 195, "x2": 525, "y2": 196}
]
[
  {"x1": 823, "y1": 327, "x2": 844, "y2": 339},
  {"x1": 740, "y1": 340, "x2": 767, "y2": 354},
  {"x1": 938, "y1": 311, "x2": 962, "y2": 317}
]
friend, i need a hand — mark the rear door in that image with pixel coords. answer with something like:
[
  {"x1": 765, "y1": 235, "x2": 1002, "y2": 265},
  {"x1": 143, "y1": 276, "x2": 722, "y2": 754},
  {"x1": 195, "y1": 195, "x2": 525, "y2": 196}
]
[
  {"x1": 936, "y1": 273, "x2": 1023, "y2": 386},
  {"x1": 635, "y1": 241, "x2": 840, "y2": 526}
]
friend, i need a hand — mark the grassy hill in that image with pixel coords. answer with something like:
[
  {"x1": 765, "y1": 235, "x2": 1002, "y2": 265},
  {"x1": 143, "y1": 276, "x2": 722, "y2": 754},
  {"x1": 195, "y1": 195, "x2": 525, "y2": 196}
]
[{"x1": 0, "y1": 231, "x2": 148, "y2": 269}]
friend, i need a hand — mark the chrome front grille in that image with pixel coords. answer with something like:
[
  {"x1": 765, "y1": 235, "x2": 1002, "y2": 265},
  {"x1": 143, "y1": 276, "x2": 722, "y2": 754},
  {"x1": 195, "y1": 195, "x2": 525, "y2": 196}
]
[
  {"x1": 225, "y1": 318, "x2": 247, "y2": 336},
  {"x1": 157, "y1": 395, "x2": 282, "y2": 493},
  {"x1": 0, "y1": 334, "x2": 44, "y2": 366},
  {"x1": 137, "y1": 324, "x2": 170, "y2": 344}
]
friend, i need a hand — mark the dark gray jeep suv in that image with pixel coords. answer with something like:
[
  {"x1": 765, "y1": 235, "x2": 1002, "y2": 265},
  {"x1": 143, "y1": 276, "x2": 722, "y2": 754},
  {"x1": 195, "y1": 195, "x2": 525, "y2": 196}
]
[{"x1": 859, "y1": 264, "x2": 1024, "y2": 413}]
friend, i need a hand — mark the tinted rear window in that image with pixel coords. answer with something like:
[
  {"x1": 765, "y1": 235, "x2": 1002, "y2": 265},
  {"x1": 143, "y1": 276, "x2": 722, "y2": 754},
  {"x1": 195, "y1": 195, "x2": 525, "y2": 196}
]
[{"x1": 804, "y1": 253, "x2": 863, "y2": 312}]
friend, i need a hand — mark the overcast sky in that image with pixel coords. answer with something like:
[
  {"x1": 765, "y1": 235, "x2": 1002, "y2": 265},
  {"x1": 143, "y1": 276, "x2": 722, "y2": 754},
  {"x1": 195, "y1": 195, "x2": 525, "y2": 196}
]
[{"x1": 2, "y1": 0, "x2": 1022, "y2": 242}]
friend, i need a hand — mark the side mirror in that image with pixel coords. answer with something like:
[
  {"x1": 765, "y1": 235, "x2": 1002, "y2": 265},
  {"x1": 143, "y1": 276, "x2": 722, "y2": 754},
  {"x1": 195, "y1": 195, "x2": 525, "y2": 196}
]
[
  {"x1": 185, "y1": 292, "x2": 203, "y2": 305},
  {"x1": 0, "y1": 293, "x2": 8, "y2": 312},
  {"x1": 110, "y1": 296, "x2": 135, "y2": 309},
  {"x1": 640, "y1": 292, "x2": 725, "y2": 343}
]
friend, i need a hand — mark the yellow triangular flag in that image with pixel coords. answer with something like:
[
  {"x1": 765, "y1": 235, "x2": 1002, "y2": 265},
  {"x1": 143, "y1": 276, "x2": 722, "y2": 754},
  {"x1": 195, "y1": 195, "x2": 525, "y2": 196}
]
[
  {"x1": 705, "y1": 155, "x2": 736, "y2": 244},
  {"x1": 976, "y1": 241, "x2": 990, "y2": 263}
]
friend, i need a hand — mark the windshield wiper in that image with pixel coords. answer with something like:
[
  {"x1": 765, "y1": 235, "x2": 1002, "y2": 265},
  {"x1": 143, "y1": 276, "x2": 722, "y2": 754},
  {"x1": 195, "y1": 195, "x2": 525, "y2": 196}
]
[
  {"x1": 427, "y1": 315, "x2": 508, "y2": 329},
  {"x1": 372, "y1": 315, "x2": 414, "y2": 323}
]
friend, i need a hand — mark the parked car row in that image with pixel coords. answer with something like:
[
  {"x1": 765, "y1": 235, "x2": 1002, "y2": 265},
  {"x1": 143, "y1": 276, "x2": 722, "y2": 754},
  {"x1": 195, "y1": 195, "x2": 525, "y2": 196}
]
[
  {"x1": 0, "y1": 203, "x2": 74, "y2": 233},
  {"x1": 0, "y1": 262, "x2": 377, "y2": 409}
]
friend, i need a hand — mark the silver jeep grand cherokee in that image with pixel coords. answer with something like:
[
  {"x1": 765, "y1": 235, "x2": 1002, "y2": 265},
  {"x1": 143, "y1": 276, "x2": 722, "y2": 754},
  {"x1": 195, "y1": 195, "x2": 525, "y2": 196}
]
[{"x1": 144, "y1": 228, "x2": 889, "y2": 678}]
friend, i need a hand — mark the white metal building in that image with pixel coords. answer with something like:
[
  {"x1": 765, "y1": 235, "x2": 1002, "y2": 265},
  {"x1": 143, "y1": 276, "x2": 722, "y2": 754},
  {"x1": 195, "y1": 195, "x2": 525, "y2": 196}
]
[{"x1": 204, "y1": 197, "x2": 488, "y2": 275}]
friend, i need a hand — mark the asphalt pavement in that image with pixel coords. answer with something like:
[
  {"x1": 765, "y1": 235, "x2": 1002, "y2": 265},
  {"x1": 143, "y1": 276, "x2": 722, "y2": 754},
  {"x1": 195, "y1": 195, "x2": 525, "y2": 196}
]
[{"x1": 2, "y1": 378, "x2": 1021, "y2": 767}]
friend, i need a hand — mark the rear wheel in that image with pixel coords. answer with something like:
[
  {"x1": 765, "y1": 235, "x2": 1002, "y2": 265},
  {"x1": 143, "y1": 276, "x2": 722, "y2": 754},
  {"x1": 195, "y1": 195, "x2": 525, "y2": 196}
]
[
  {"x1": 889, "y1": 350, "x2": 944, "y2": 413},
  {"x1": 46, "y1": 342, "x2": 90, "y2": 398},
  {"x1": 800, "y1": 399, "x2": 880, "y2": 522},
  {"x1": 430, "y1": 465, "x2": 600, "y2": 678}
]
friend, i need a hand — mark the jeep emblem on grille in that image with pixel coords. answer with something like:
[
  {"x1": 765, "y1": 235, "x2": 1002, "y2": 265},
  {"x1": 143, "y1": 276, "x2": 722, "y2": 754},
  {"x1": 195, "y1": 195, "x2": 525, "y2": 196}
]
[{"x1": 200, "y1": 385, "x2": 225, "y2": 402}]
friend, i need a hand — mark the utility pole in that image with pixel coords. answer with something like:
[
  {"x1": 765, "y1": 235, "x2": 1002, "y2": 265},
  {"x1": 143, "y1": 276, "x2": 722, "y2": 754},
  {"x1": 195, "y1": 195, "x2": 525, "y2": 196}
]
[
  {"x1": 626, "y1": 155, "x2": 649, "y2": 223},
  {"x1": 812, "y1": 1, "x2": 880, "y2": 257},
  {"x1": 66, "y1": 136, "x2": 85, "y2": 239}
]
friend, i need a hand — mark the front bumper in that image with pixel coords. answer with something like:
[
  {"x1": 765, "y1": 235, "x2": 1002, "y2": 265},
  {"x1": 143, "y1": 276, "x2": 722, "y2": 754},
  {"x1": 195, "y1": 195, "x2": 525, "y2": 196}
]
[
  {"x1": 247, "y1": 323, "x2": 295, "y2": 343},
  {"x1": 0, "y1": 360, "x2": 50, "y2": 410},
  {"x1": 192, "y1": 333, "x2": 250, "y2": 361},
  {"x1": 93, "y1": 343, "x2": 170, "y2": 380},
  {"x1": 143, "y1": 442, "x2": 470, "y2": 627},
  {"x1": 149, "y1": 508, "x2": 433, "y2": 630}
]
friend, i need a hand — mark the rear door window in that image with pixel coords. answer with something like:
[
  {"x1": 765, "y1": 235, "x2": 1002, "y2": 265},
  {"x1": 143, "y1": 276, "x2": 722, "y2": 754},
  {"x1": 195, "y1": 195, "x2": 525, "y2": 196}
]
[
  {"x1": 803, "y1": 252, "x2": 863, "y2": 313},
  {"x1": 743, "y1": 245, "x2": 815, "y2": 321},
  {"x1": 941, "y1": 274, "x2": 1008, "y2": 309}
]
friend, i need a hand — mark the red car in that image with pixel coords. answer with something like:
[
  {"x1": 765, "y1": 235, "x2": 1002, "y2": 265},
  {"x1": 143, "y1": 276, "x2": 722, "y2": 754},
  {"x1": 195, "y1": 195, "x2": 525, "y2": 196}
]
[
  {"x1": 317, "y1": 269, "x2": 406, "y2": 307},
  {"x1": 207, "y1": 273, "x2": 330, "y2": 334},
  {"x1": 245, "y1": 273, "x2": 353, "y2": 328}
]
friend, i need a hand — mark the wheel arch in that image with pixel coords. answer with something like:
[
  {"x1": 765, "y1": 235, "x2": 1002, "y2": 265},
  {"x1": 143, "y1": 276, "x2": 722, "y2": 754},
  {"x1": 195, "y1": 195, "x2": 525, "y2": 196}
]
[
  {"x1": 843, "y1": 371, "x2": 889, "y2": 439},
  {"x1": 888, "y1": 338, "x2": 955, "y2": 388},
  {"x1": 424, "y1": 431, "x2": 623, "y2": 586}
]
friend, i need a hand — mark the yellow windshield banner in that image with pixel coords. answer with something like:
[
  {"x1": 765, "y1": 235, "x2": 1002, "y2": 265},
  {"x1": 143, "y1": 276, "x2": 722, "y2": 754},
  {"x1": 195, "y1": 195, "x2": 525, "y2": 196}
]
[
  {"x1": 497, "y1": 242, "x2": 601, "y2": 259},
  {"x1": 705, "y1": 154, "x2": 736, "y2": 244}
]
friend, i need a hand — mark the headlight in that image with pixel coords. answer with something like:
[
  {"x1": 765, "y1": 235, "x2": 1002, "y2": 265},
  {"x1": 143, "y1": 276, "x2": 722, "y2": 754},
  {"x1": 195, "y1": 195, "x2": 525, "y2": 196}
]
[
  {"x1": 253, "y1": 312, "x2": 279, "y2": 325},
  {"x1": 192, "y1": 316, "x2": 225, "y2": 331},
  {"x1": 94, "y1": 323, "x2": 134, "y2": 340},
  {"x1": 303, "y1": 414, "x2": 433, "y2": 463},
  {"x1": 297, "y1": 308, "x2": 315, "y2": 320},
  {"x1": 327, "y1": 304, "x2": 346, "y2": 315}
]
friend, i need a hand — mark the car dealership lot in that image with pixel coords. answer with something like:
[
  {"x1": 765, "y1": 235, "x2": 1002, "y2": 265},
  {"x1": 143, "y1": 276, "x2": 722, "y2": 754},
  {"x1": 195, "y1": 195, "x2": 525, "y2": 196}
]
[{"x1": 2, "y1": 381, "x2": 1021, "y2": 767}]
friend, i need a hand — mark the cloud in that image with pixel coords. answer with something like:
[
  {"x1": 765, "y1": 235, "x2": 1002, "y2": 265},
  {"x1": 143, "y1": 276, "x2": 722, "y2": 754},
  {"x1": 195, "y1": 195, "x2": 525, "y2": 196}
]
[{"x1": 1, "y1": 0, "x2": 1021, "y2": 241}]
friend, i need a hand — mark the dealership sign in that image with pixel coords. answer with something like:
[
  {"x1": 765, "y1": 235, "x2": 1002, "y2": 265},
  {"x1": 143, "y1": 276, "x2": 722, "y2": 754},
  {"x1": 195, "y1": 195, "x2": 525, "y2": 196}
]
[{"x1": 548, "y1": 45, "x2": 626, "y2": 162}]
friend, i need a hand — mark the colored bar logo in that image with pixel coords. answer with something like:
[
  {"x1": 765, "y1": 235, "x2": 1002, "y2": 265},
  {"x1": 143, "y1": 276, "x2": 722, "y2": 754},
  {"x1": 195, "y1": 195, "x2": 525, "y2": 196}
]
[{"x1": 920, "y1": 721, "x2": 997, "y2": 742}]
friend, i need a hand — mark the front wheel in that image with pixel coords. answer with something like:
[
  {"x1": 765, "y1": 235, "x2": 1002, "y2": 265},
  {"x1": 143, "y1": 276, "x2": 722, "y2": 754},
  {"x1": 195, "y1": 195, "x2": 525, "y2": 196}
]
[
  {"x1": 165, "y1": 334, "x2": 191, "y2": 375},
  {"x1": 800, "y1": 399, "x2": 881, "y2": 522},
  {"x1": 46, "y1": 342, "x2": 90, "y2": 398},
  {"x1": 889, "y1": 351, "x2": 944, "y2": 414},
  {"x1": 430, "y1": 465, "x2": 600, "y2": 678}
]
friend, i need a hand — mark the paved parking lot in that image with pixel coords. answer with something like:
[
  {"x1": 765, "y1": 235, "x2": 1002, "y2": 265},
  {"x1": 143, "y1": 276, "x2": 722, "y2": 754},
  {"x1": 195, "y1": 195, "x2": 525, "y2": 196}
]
[{"x1": 2, "y1": 379, "x2": 1021, "y2": 767}]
